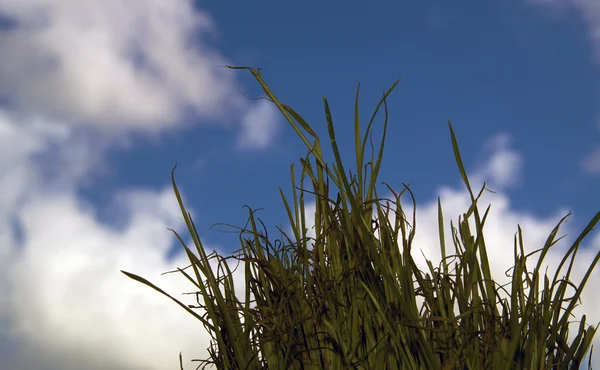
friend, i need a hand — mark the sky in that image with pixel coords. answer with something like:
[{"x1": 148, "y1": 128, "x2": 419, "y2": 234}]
[{"x1": 0, "y1": 0, "x2": 599, "y2": 369}]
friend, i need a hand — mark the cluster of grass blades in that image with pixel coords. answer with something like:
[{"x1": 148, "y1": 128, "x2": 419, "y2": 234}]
[{"x1": 121, "y1": 65, "x2": 600, "y2": 370}]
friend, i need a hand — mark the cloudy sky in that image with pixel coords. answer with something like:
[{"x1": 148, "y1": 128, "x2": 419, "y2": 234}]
[{"x1": 1, "y1": 0, "x2": 599, "y2": 369}]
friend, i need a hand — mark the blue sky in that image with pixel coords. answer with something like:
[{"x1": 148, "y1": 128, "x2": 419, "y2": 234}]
[{"x1": 0, "y1": 0, "x2": 599, "y2": 369}]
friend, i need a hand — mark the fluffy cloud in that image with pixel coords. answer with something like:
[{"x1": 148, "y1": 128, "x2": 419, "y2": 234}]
[
  {"x1": 0, "y1": 0, "x2": 227, "y2": 127},
  {"x1": 0, "y1": 110, "x2": 216, "y2": 370},
  {"x1": 0, "y1": 0, "x2": 279, "y2": 149},
  {"x1": 0, "y1": 110, "x2": 253, "y2": 369},
  {"x1": 0, "y1": 0, "x2": 280, "y2": 368},
  {"x1": 475, "y1": 133, "x2": 523, "y2": 189},
  {"x1": 236, "y1": 99, "x2": 282, "y2": 150}
]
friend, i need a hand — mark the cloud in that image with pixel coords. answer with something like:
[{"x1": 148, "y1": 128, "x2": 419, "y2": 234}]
[
  {"x1": 0, "y1": 110, "x2": 214, "y2": 369},
  {"x1": 0, "y1": 0, "x2": 282, "y2": 368},
  {"x1": 473, "y1": 133, "x2": 523, "y2": 190},
  {"x1": 236, "y1": 99, "x2": 281, "y2": 150},
  {"x1": 0, "y1": 0, "x2": 270, "y2": 137},
  {"x1": 4, "y1": 188, "x2": 227, "y2": 370},
  {"x1": 0, "y1": 110, "x2": 254, "y2": 369}
]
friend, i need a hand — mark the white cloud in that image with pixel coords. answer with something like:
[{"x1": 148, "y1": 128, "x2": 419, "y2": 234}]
[
  {"x1": 473, "y1": 133, "x2": 523, "y2": 190},
  {"x1": 0, "y1": 103, "x2": 279, "y2": 369},
  {"x1": 0, "y1": 0, "x2": 262, "y2": 135},
  {"x1": 0, "y1": 110, "x2": 221, "y2": 369},
  {"x1": 4, "y1": 188, "x2": 227, "y2": 370},
  {"x1": 0, "y1": 113, "x2": 254, "y2": 369},
  {"x1": 0, "y1": 0, "x2": 282, "y2": 368},
  {"x1": 236, "y1": 99, "x2": 281, "y2": 150}
]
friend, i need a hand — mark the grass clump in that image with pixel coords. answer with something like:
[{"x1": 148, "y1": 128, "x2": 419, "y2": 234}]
[{"x1": 122, "y1": 66, "x2": 600, "y2": 370}]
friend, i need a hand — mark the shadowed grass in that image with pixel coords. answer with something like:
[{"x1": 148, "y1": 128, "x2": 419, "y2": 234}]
[{"x1": 122, "y1": 66, "x2": 600, "y2": 370}]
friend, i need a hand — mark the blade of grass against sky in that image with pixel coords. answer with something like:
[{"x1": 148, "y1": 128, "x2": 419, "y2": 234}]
[{"x1": 124, "y1": 66, "x2": 600, "y2": 370}]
